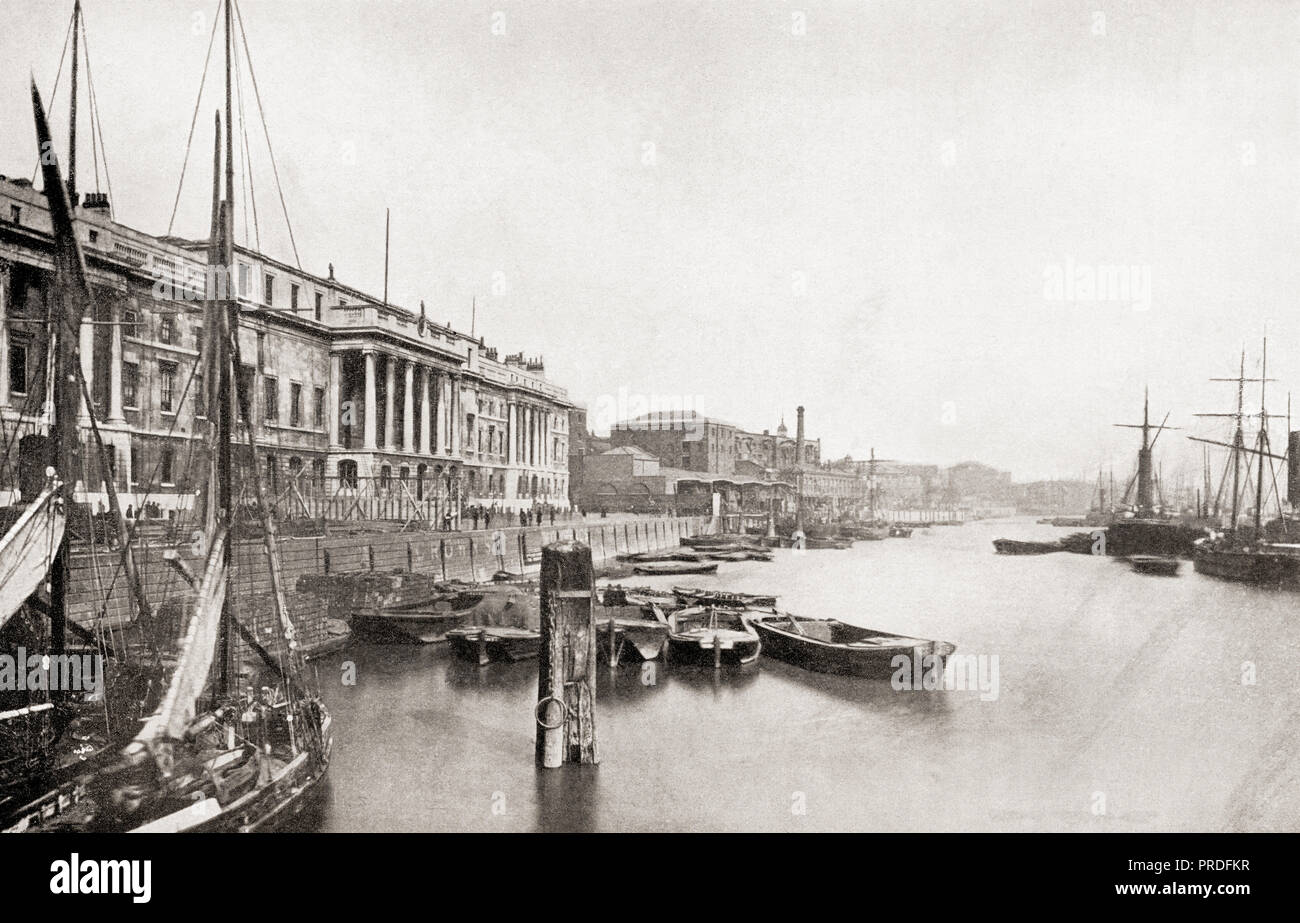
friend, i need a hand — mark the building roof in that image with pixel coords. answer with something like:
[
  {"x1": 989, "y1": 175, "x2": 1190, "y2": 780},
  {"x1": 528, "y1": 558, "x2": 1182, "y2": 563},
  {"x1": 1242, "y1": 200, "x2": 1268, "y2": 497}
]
[{"x1": 600, "y1": 446, "x2": 660, "y2": 460}]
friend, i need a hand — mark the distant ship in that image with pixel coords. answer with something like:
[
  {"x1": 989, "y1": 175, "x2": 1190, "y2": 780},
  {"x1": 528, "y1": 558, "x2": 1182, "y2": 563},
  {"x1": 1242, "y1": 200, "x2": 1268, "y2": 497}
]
[
  {"x1": 1190, "y1": 343, "x2": 1300, "y2": 587},
  {"x1": 1103, "y1": 389, "x2": 1208, "y2": 557}
]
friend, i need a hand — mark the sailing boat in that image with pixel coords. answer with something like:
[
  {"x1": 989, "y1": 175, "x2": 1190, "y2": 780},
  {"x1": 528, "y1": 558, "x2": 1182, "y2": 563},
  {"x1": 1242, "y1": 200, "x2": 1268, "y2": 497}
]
[
  {"x1": 1102, "y1": 389, "x2": 1208, "y2": 557},
  {"x1": 7, "y1": 0, "x2": 331, "y2": 833},
  {"x1": 1189, "y1": 342, "x2": 1300, "y2": 587}
]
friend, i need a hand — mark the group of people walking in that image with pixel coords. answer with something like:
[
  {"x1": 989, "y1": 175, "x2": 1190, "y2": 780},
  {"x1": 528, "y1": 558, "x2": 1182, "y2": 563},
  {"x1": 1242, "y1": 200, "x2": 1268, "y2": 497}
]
[{"x1": 439, "y1": 502, "x2": 580, "y2": 532}]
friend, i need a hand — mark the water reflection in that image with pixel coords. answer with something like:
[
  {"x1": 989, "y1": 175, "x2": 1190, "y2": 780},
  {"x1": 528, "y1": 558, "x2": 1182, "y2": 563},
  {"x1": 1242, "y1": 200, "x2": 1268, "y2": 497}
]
[{"x1": 312, "y1": 519, "x2": 1300, "y2": 831}]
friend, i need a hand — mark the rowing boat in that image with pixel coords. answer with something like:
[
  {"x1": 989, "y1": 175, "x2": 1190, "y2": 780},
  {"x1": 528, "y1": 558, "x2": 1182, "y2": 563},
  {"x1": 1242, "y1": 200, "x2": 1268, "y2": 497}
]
[
  {"x1": 745, "y1": 612, "x2": 956, "y2": 678},
  {"x1": 666, "y1": 606, "x2": 761, "y2": 666}
]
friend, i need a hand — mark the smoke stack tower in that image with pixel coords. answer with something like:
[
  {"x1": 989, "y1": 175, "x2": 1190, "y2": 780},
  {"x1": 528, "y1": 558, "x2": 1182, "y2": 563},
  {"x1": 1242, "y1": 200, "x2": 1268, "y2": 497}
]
[{"x1": 794, "y1": 406, "x2": 806, "y2": 531}]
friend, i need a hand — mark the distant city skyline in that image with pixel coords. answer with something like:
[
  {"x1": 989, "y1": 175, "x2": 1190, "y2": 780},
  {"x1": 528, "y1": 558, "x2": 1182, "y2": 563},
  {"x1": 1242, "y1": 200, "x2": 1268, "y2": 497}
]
[{"x1": 2, "y1": 0, "x2": 1296, "y2": 483}]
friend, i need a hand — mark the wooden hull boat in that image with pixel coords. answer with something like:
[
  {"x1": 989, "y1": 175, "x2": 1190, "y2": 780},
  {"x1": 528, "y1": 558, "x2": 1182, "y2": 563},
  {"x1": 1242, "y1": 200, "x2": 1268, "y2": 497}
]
[
  {"x1": 993, "y1": 539, "x2": 1062, "y2": 555},
  {"x1": 350, "y1": 584, "x2": 538, "y2": 644},
  {"x1": 1192, "y1": 538, "x2": 1300, "y2": 587},
  {"x1": 6, "y1": 703, "x2": 333, "y2": 834},
  {"x1": 595, "y1": 605, "x2": 670, "y2": 663},
  {"x1": 617, "y1": 549, "x2": 706, "y2": 563},
  {"x1": 747, "y1": 612, "x2": 956, "y2": 678},
  {"x1": 600, "y1": 585, "x2": 681, "y2": 610},
  {"x1": 840, "y1": 524, "x2": 888, "y2": 541},
  {"x1": 804, "y1": 537, "x2": 852, "y2": 550},
  {"x1": 680, "y1": 535, "x2": 762, "y2": 549},
  {"x1": 672, "y1": 586, "x2": 778, "y2": 608},
  {"x1": 1105, "y1": 520, "x2": 1207, "y2": 557},
  {"x1": 666, "y1": 606, "x2": 761, "y2": 666},
  {"x1": 888, "y1": 526, "x2": 913, "y2": 538},
  {"x1": 704, "y1": 550, "x2": 773, "y2": 562},
  {"x1": 1129, "y1": 555, "x2": 1180, "y2": 576},
  {"x1": 446, "y1": 626, "x2": 542, "y2": 664},
  {"x1": 632, "y1": 561, "x2": 719, "y2": 576}
]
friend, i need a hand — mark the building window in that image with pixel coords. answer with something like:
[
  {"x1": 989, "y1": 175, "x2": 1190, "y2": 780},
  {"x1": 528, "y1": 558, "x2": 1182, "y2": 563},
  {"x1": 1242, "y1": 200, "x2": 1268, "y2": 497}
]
[
  {"x1": 266, "y1": 454, "x2": 278, "y2": 490},
  {"x1": 160, "y1": 448, "x2": 175, "y2": 485},
  {"x1": 237, "y1": 365, "x2": 254, "y2": 421},
  {"x1": 288, "y1": 456, "x2": 303, "y2": 477},
  {"x1": 312, "y1": 458, "x2": 325, "y2": 486},
  {"x1": 8, "y1": 342, "x2": 28, "y2": 395},
  {"x1": 159, "y1": 361, "x2": 178, "y2": 413},
  {"x1": 380, "y1": 465, "x2": 392, "y2": 489},
  {"x1": 314, "y1": 292, "x2": 322, "y2": 320},
  {"x1": 159, "y1": 315, "x2": 175, "y2": 345},
  {"x1": 290, "y1": 284, "x2": 299, "y2": 312},
  {"x1": 238, "y1": 263, "x2": 250, "y2": 297},
  {"x1": 122, "y1": 362, "x2": 139, "y2": 408},
  {"x1": 264, "y1": 274, "x2": 274, "y2": 306},
  {"x1": 194, "y1": 325, "x2": 203, "y2": 350},
  {"x1": 399, "y1": 466, "x2": 409, "y2": 484},
  {"x1": 122, "y1": 309, "x2": 139, "y2": 338},
  {"x1": 338, "y1": 459, "x2": 358, "y2": 489},
  {"x1": 193, "y1": 370, "x2": 205, "y2": 418},
  {"x1": 313, "y1": 386, "x2": 325, "y2": 427},
  {"x1": 264, "y1": 376, "x2": 279, "y2": 423},
  {"x1": 9, "y1": 205, "x2": 20, "y2": 224},
  {"x1": 290, "y1": 382, "x2": 302, "y2": 427}
]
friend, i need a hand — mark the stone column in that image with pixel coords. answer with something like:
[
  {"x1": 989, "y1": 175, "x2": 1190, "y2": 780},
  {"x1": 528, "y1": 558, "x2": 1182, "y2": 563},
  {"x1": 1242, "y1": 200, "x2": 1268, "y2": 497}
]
[
  {"x1": 383, "y1": 355, "x2": 396, "y2": 452},
  {"x1": 419, "y1": 366, "x2": 432, "y2": 455},
  {"x1": 78, "y1": 316, "x2": 94, "y2": 421},
  {"x1": 505, "y1": 400, "x2": 514, "y2": 468},
  {"x1": 363, "y1": 349, "x2": 377, "y2": 450},
  {"x1": 328, "y1": 352, "x2": 342, "y2": 448},
  {"x1": 0, "y1": 261, "x2": 10, "y2": 409},
  {"x1": 107, "y1": 299, "x2": 124, "y2": 422},
  {"x1": 402, "y1": 359, "x2": 414, "y2": 452},
  {"x1": 451, "y1": 375, "x2": 461, "y2": 457}
]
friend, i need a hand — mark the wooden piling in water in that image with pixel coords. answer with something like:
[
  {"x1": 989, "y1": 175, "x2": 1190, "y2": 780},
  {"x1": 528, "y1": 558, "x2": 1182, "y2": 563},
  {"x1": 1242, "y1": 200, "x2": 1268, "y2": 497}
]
[{"x1": 536, "y1": 541, "x2": 598, "y2": 768}]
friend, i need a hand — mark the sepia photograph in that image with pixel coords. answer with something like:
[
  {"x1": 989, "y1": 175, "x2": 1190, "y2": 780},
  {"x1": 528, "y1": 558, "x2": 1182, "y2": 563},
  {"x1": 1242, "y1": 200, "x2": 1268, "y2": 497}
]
[{"x1": 0, "y1": 0, "x2": 1291, "y2": 899}]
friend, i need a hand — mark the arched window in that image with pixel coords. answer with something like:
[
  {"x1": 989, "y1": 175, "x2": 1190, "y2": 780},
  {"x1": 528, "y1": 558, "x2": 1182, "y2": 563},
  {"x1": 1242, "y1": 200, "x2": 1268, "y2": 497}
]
[
  {"x1": 380, "y1": 465, "x2": 392, "y2": 489},
  {"x1": 338, "y1": 459, "x2": 358, "y2": 489}
]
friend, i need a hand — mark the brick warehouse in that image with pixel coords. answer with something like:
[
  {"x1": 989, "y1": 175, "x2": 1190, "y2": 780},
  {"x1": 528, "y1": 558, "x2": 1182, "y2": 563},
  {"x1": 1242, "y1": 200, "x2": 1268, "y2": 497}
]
[{"x1": 0, "y1": 174, "x2": 572, "y2": 517}]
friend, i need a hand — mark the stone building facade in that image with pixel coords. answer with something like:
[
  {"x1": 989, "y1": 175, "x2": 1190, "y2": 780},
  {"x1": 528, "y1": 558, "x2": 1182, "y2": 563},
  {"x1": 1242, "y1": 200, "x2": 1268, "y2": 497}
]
[{"x1": 0, "y1": 174, "x2": 571, "y2": 515}]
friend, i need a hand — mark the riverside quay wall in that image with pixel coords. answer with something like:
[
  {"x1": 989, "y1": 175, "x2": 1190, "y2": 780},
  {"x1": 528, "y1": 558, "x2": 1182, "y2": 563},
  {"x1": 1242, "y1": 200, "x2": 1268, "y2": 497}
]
[{"x1": 67, "y1": 515, "x2": 708, "y2": 657}]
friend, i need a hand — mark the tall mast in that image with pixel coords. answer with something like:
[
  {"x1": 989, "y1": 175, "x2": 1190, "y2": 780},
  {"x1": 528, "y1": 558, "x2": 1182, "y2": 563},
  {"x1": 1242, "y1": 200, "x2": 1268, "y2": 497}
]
[
  {"x1": 1232, "y1": 351, "x2": 1245, "y2": 526},
  {"x1": 67, "y1": 0, "x2": 80, "y2": 207},
  {"x1": 214, "y1": 0, "x2": 236, "y2": 697},
  {"x1": 1255, "y1": 338, "x2": 1268, "y2": 535},
  {"x1": 32, "y1": 85, "x2": 85, "y2": 659}
]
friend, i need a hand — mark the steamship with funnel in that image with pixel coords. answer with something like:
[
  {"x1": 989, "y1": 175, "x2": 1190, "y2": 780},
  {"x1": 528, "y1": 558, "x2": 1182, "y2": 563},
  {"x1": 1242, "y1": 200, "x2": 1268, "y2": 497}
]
[{"x1": 1103, "y1": 389, "x2": 1209, "y2": 557}]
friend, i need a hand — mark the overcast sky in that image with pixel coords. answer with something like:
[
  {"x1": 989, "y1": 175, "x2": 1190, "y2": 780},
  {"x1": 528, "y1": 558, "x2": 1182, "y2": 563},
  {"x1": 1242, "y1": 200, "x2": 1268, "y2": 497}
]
[{"x1": 3, "y1": 0, "x2": 1297, "y2": 482}]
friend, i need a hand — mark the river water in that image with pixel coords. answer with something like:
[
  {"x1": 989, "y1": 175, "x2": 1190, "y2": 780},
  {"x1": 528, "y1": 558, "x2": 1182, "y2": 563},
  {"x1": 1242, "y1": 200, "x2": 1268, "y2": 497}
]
[{"x1": 310, "y1": 518, "x2": 1300, "y2": 832}]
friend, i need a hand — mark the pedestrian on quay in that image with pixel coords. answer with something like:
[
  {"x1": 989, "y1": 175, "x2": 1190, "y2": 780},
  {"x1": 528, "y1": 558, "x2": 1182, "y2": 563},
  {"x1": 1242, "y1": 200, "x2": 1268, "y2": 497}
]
[
  {"x1": 519, "y1": 508, "x2": 528, "y2": 528},
  {"x1": 471, "y1": 506, "x2": 480, "y2": 530},
  {"x1": 549, "y1": 506, "x2": 555, "y2": 525},
  {"x1": 442, "y1": 509, "x2": 452, "y2": 532},
  {"x1": 484, "y1": 508, "x2": 492, "y2": 529}
]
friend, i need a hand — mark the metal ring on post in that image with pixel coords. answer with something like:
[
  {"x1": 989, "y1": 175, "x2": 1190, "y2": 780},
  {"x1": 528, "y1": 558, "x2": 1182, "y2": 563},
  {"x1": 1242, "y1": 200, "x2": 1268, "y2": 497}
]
[{"x1": 534, "y1": 695, "x2": 568, "y2": 730}]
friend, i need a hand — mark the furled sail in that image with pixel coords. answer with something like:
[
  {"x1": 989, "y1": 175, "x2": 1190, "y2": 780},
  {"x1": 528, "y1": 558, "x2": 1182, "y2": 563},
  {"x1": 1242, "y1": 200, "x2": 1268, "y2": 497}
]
[
  {"x1": 0, "y1": 485, "x2": 66, "y2": 631},
  {"x1": 134, "y1": 528, "x2": 228, "y2": 745}
]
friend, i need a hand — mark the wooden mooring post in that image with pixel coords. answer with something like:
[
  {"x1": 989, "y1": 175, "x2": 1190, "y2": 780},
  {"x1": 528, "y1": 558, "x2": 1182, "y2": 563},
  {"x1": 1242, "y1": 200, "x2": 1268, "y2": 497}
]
[{"x1": 536, "y1": 541, "x2": 599, "y2": 768}]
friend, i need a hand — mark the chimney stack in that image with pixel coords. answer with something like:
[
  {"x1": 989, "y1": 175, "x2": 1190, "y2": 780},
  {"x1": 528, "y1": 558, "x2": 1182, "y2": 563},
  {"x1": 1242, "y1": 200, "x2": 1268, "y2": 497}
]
[{"x1": 795, "y1": 406, "x2": 805, "y2": 467}]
